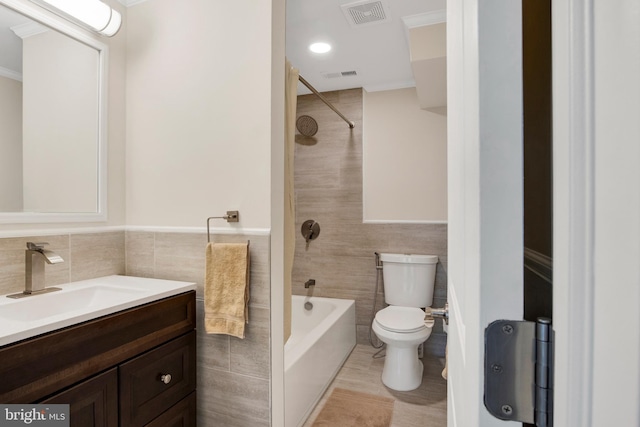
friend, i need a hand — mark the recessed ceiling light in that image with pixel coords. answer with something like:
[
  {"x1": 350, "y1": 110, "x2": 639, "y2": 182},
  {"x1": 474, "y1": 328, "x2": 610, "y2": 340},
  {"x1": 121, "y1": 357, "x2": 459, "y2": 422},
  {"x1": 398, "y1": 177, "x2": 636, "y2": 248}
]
[{"x1": 309, "y1": 42, "x2": 332, "y2": 54}]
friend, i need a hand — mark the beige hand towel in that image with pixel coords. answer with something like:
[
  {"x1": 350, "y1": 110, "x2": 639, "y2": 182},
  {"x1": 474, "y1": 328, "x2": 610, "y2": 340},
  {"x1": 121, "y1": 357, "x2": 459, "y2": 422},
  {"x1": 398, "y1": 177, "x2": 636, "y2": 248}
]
[{"x1": 204, "y1": 242, "x2": 250, "y2": 338}]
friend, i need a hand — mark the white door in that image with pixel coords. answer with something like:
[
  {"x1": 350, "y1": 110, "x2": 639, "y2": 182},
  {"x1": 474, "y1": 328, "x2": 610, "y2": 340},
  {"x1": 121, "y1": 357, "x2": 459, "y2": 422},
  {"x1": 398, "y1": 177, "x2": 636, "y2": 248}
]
[
  {"x1": 446, "y1": 0, "x2": 640, "y2": 426},
  {"x1": 446, "y1": 0, "x2": 524, "y2": 426}
]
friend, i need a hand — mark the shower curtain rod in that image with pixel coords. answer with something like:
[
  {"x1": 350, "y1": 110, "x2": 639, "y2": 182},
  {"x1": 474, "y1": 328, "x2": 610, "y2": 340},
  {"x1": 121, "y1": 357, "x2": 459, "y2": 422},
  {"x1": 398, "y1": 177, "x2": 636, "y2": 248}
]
[{"x1": 298, "y1": 75, "x2": 355, "y2": 129}]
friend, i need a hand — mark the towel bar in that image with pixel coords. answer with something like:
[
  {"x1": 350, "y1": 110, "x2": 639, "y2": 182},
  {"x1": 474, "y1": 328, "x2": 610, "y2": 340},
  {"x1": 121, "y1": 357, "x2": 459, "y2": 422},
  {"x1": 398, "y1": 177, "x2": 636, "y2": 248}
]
[
  {"x1": 207, "y1": 211, "x2": 239, "y2": 243},
  {"x1": 206, "y1": 212, "x2": 250, "y2": 249}
]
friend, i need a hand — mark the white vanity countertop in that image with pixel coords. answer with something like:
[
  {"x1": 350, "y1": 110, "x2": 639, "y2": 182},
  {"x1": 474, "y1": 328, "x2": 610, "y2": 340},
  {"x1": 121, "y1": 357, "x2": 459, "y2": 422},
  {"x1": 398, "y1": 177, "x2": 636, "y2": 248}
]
[{"x1": 0, "y1": 275, "x2": 196, "y2": 347}]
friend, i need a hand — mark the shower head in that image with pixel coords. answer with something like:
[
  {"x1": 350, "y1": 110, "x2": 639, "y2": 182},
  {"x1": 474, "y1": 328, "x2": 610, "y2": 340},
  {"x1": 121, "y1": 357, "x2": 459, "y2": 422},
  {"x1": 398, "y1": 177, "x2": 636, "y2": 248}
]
[{"x1": 296, "y1": 115, "x2": 318, "y2": 137}]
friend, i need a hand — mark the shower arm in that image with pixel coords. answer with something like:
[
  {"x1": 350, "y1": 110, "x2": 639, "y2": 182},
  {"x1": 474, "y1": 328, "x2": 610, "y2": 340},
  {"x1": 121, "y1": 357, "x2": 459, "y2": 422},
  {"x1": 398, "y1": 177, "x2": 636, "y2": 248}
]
[{"x1": 298, "y1": 75, "x2": 355, "y2": 129}]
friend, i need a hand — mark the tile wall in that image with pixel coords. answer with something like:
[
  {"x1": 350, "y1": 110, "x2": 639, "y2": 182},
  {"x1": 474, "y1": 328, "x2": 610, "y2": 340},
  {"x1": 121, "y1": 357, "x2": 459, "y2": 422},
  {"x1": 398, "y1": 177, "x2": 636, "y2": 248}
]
[
  {"x1": 0, "y1": 230, "x2": 270, "y2": 427},
  {"x1": 0, "y1": 231, "x2": 125, "y2": 295},
  {"x1": 125, "y1": 230, "x2": 271, "y2": 427},
  {"x1": 126, "y1": 231, "x2": 271, "y2": 427},
  {"x1": 292, "y1": 89, "x2": 448, "y2": 355}
]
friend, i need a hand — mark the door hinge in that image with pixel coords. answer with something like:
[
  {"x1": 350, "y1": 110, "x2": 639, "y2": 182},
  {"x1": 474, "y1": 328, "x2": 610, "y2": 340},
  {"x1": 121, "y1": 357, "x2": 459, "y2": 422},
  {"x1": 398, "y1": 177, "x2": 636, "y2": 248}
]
[{"x1": 484, "y1": 318, "x2": 553, "y2": 427}]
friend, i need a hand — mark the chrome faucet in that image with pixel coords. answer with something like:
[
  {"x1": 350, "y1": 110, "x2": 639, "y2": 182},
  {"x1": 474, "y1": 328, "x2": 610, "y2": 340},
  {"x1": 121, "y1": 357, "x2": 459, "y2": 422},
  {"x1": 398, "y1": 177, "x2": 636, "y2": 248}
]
[{"x1": 7, "y1": 242, "x2": 64, "y2": 298}]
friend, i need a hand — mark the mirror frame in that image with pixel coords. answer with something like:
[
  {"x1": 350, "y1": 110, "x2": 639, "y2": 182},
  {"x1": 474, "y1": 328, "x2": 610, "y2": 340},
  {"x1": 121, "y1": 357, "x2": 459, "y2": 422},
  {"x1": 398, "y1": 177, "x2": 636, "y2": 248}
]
[{"x1": 0, "y1": 0, "x2": 108, "y2": 223}]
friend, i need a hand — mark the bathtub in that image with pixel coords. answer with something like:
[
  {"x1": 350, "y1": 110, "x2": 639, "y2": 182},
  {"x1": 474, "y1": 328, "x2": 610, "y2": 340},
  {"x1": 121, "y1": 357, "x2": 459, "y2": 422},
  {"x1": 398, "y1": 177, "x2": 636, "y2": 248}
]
[{"x1": 284, "y1": 295, "x2": 356, "y2": 427}]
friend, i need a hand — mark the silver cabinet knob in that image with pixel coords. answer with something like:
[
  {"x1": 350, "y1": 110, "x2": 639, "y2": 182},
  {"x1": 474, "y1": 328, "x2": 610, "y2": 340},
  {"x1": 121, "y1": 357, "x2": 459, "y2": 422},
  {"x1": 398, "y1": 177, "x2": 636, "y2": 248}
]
[{"x1": 160, "y1": 374, "x2": 172, "y2": 384}]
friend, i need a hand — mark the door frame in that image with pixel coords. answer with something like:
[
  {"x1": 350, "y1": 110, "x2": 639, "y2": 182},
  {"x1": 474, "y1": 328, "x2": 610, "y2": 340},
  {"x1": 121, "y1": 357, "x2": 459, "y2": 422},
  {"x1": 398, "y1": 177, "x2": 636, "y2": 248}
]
[
  {"x1": 551, "y1": 0, "x2": 595, "y2": 425},
  {"x1": 554, "y1": 0, "x2": 640, "y2": 425}
]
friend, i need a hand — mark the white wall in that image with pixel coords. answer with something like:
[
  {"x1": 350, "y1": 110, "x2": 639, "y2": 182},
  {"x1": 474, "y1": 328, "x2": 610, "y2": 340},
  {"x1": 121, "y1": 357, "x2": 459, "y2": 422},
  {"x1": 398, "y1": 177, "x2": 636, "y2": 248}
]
[
  {"x1": 0, "y1": 75, "x2": 23, "y2": 211},
  {"x1": 409, "y1": 23, "x2": 447, "y2": 110},
  {"x1": 363, "y1": 87, "x2": 447, "y2": 222},
  {"x1": 22, "y1": 30, "x2": 99, "y2": 213},
  {"x1": 126, "y1": 0, "x2": 273, "y2": 229}
]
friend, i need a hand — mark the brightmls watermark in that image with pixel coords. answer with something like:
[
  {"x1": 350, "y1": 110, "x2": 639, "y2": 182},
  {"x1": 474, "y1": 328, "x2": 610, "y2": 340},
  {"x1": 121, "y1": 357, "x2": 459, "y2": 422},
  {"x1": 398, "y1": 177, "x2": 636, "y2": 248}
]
[{"x1": 0, "y1": 405, "x2": 69, "y2": 426}]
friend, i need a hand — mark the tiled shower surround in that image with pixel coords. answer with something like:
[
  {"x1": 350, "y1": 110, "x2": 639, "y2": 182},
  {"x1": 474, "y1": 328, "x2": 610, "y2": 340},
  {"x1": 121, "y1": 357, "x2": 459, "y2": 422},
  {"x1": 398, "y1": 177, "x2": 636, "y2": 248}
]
[
  {"x1": 292, "y1": 88, "x2": 448, "y2": 355},
  {"x1": 0, "y1": 230, "x2": 271, "y2": 427}
]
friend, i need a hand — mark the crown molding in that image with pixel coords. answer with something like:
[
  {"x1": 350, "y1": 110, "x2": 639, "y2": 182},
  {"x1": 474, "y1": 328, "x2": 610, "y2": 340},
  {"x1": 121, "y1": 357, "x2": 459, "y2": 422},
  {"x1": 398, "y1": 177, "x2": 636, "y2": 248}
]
[
  {"x1": 402, "y1": 9, "x2": 446, "y2": 29},
  {"x1": 0, "y1": 66, "x2": 22, "y2": 82},
  {"x1": 117, "y1": 0, "x2": 149, "y2": 6},
  {"x1": 363, "y1": 79, "x2": 416, "y2": 93},
  {"x1": 10, "y1": 21, "x2": 48, "y2": 39},
  {"x1": 401, "y1": 10, "x2": 446, "y2": 53}
]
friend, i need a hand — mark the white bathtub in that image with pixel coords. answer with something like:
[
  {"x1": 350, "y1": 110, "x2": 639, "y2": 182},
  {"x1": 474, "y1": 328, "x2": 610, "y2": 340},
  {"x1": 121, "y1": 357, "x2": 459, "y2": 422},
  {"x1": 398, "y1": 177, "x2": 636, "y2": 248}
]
[{"x1": 284, "y1": 295, "x2": 356, "y2": 427}]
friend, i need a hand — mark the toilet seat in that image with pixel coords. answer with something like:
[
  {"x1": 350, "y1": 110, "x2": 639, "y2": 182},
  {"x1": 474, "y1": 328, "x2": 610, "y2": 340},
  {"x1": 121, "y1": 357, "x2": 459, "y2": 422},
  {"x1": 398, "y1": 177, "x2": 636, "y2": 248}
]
[{"x1": 375, "y1": 306, "x2": 428, "y2": 333}]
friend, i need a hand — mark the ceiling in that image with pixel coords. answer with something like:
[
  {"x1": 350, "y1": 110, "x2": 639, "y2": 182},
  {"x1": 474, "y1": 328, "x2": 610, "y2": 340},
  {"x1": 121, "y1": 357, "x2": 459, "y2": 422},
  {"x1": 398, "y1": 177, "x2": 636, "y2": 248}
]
[
  {"x1": 286, "y1": 0, "x2": 446, "y2": 95},
  {"x1": 2, "y1": 0, "x2": 446, "y2": 92}
]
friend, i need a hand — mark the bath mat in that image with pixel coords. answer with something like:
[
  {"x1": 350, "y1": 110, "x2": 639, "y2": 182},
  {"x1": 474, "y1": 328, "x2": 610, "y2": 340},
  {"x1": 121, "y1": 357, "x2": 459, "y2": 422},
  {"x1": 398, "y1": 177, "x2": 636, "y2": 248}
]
[{"x1": 312, "y1": 388, "x2": 394, "y2": 427}]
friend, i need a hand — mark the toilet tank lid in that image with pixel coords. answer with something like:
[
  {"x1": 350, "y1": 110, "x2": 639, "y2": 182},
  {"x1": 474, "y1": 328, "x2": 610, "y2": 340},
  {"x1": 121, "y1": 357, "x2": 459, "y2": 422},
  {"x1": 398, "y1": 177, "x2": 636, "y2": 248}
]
[{"x1": 379, "y1": 253, "x2": 438, "y2": 264}]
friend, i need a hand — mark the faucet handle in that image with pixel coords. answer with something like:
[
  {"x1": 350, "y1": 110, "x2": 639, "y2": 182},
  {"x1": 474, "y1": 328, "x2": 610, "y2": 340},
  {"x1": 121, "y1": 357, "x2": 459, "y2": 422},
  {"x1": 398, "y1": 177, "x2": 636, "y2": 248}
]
[{"x1": 26, "y1": 242, "x2": 49, "y2": 251}]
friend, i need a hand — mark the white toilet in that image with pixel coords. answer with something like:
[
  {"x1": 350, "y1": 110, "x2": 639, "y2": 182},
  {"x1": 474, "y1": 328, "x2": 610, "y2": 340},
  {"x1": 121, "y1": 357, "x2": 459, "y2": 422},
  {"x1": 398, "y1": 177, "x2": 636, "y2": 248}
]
[{"x1": 372, "y1": 253, "x2": 438, "y2": 391}]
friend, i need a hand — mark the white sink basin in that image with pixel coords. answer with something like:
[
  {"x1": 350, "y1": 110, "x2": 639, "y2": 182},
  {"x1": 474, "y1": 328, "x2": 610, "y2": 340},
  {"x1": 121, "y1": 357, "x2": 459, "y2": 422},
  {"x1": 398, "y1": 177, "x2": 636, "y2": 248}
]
[{"x1": 0, "y1": 275, "x2": 196, "y2": 347}]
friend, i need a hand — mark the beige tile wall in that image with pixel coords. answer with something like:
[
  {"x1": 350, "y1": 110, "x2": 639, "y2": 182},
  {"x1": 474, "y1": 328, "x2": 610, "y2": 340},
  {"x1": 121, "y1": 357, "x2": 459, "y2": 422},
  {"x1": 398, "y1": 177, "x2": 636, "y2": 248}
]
[
  {"x1": 0, "y1": 230, "x2": 270, "y2": 427},
  {"x1": 125, "y1": 230, "x2": 271, "y2": 427},
  {"x1": 293, "y1": 89, "x2": 448, "y2": 356},
  {"x1": 0, "y1": 231, "x2": 125, "y2": 295}
]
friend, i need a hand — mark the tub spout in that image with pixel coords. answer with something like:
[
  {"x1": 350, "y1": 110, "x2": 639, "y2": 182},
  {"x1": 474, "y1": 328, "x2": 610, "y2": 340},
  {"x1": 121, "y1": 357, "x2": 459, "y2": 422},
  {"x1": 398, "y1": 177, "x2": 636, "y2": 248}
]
[{"x1": 304, "y1": 279, "x2": 316, "y2": 289}]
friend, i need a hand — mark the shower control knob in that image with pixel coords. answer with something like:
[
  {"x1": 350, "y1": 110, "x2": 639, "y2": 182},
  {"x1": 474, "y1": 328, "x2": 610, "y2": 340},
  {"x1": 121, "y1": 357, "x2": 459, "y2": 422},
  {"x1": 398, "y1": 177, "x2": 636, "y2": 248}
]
[
  {"x1": 301, "y1": 220, "x2": 321, "y2": 243},
  {"x1": 160, "y1": 374, "x2": 172, "y2": 384}
]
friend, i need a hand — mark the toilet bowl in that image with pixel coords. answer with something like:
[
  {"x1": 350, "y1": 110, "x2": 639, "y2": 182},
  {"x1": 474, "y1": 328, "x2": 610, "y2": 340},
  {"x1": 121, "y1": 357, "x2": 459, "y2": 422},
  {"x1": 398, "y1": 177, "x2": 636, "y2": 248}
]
[
  {"x1": 372, "y1": 306, "x2": 434, "y2": 391},
  {"x1": 372, "y1": 253, "x2": 438, "y2": 391}
]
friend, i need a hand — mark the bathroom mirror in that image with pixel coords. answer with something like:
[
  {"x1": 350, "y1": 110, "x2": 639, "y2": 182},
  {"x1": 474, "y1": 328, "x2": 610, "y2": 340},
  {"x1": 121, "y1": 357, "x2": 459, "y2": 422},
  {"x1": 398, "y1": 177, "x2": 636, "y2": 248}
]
[{"x1": 0, "y1": 0, "x2": 107, "y2": 223}]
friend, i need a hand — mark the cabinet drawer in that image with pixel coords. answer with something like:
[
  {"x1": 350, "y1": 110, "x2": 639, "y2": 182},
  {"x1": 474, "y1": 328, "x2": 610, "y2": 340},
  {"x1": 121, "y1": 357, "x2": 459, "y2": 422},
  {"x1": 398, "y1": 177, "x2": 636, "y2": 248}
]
[
  {"x1": 120, "y1": 331, "x2": 196, "y2": 427},
  {"x1": 145, "y1": 392, "x2": 196, "y2": 427},
  {"x1": 41, "y1": 368, "x2": 118, "y2": 427}
]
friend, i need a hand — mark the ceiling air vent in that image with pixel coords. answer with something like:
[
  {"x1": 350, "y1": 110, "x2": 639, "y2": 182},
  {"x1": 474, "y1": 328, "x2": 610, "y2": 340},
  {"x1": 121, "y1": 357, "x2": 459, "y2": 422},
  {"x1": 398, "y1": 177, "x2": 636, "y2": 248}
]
[
  {"x1": 341, "y1": 0, "x2": 391, "y2": 28},
  {"x1": 321, "y1": 70, "x2": 358, "y2": 79}
]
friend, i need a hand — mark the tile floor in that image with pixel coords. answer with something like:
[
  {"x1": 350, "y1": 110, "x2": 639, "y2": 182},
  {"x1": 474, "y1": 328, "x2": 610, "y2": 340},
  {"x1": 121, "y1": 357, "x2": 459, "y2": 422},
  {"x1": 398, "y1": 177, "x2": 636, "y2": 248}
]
[{"x1": 302, "y1": 344, "x2": 448, "y2": 427}]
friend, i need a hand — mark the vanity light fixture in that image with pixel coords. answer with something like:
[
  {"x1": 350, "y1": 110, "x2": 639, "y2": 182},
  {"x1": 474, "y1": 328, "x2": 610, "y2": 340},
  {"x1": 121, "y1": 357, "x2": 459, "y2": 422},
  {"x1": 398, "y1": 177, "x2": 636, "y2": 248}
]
[
  {"x1": 30, "y1": 0, "x2": 122, "y2": 36},
  {"x1": 309, "y1": 42, "x2": 332, "y2": 54}
]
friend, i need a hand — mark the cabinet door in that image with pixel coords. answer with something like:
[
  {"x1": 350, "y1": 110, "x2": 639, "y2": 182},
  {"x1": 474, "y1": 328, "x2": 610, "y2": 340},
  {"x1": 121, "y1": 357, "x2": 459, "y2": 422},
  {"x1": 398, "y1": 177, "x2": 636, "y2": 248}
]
[
  {"x1": 145, "y1": 392, "x2": 196, "y2": 427},
  {"x1": 41, "y1": 368, "x2": 118, "y2": 427},
  {"x1": 120, "y1": 331, "x2": 196, "y2": 427}
]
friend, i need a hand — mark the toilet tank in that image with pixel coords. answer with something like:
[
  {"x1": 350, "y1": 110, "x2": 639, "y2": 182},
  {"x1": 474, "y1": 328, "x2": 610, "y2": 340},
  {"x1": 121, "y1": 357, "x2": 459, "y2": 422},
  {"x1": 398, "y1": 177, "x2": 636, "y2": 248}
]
[{"x1": 380, "y1": 253, "x2": 438, "y2": 307}]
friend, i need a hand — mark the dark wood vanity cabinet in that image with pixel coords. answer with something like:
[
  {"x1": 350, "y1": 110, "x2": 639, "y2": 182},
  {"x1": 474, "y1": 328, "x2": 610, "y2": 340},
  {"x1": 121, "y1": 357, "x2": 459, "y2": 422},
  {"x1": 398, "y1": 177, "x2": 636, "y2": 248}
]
[
  {"x1": 120, "y1": 331, "x2": 196, "y2": 427},
  {"x1": 41, "y1": 368, "x2": 119, "y2": 427},
  {"x1": 0, "y1": 291, "x2": 196, "y2": 427}
]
